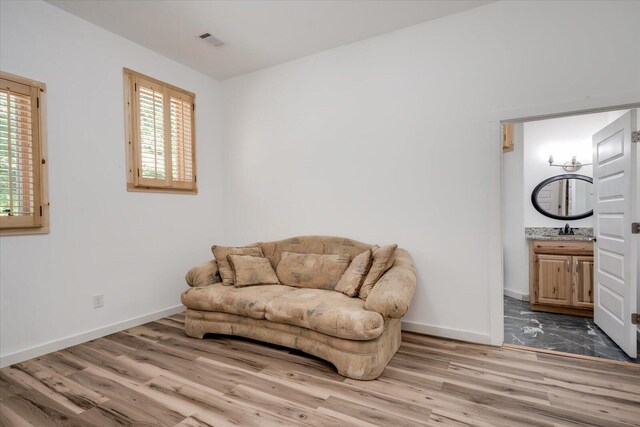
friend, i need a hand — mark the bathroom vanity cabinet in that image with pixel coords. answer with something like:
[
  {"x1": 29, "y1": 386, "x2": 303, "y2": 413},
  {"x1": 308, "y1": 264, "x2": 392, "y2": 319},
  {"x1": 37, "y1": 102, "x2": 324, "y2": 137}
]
[{"x1": 529, "y1": 240, "x2": 594, "y2": 317}]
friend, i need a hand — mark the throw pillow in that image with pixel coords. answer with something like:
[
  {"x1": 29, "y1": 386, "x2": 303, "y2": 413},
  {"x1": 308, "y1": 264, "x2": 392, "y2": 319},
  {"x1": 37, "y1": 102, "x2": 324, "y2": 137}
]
[
  {"x1": 212, "y1": 245, "x2": 264, "y2": 285},
  {"x1": 335, "y1": 249, "x2": 372, "y2": 297},
  {"x1": 276, "y1": 251, "x2": 351, "y2": 290},
  {"x1": 358, "y1": 244, "x2": 397, "y2": 300},
  {"x1": 227, "y1": 254, "x2": 280, "y2": 287}
]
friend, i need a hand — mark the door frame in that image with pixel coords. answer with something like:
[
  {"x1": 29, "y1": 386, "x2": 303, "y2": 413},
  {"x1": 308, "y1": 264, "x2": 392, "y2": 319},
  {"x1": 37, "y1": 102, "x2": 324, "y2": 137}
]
[{"x1": 487, "y1": 91, "x2": 640, "y2": 346}]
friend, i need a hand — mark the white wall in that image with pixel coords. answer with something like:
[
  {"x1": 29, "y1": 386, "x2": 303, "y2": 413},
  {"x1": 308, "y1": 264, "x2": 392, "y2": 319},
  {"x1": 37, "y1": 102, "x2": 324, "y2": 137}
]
[
  {"x1": 2, "y1": 0, "x2": 639, "y2": 360},
  {"x1": 0, "y1": 1, "x2": 224, "y2": 365},
  {"x1": 502, "y1": 124, "x2": 528, "y2": 300},
  {"x1": 220, "y1": 0, "x2": 640, "y2": 343},
  {"x1": 523, "y1": 112, "x2": 616, "y2": 228}
]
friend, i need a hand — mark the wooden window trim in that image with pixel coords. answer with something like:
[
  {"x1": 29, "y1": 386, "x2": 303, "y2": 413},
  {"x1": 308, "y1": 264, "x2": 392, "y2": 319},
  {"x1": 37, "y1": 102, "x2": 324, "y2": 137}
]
[
  {"x1": 123, "y1": 68, "x2": 197, "y2": 195},
  {"x1": 0, "y1": 71, "x2": 49, "y2": 236}
]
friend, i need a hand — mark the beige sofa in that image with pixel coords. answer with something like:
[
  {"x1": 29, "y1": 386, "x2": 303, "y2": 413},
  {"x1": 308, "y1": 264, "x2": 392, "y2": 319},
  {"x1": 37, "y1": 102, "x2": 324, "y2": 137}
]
[{"x1": 181, "y1": 236, "x2": 417, "y2": 380}]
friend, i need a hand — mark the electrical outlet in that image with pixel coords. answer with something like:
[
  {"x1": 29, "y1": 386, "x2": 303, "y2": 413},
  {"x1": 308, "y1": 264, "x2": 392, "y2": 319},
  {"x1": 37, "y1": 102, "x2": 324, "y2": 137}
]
[{"x1": 93, "y1": 294, "x2": 104, "y2": 308}]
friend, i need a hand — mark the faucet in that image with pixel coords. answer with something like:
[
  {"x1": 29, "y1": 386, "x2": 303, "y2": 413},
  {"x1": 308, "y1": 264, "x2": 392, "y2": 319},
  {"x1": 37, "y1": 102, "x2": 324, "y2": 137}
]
[{"x1": 559, "y1": 223, "x2": 574, "y2": 235}]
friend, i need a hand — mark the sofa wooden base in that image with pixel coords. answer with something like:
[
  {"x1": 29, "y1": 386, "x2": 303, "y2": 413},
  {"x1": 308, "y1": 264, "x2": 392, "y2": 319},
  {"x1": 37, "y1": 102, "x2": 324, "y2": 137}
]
[{"x1": 184, "y1": 309, "x2": 401, "y2": 380}]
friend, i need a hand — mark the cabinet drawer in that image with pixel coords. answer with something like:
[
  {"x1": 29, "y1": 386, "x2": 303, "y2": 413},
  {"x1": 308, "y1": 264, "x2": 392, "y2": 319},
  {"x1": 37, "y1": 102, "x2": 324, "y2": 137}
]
[{"x1": 531, "y1": 240, "x2": 593, "y2": 256}]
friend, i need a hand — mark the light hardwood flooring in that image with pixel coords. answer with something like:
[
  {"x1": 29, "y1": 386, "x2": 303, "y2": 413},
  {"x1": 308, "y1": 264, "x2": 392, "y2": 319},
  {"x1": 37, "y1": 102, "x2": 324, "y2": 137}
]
[{"x1": 1, "y1": 312, "x2": 639, "y2": 426}]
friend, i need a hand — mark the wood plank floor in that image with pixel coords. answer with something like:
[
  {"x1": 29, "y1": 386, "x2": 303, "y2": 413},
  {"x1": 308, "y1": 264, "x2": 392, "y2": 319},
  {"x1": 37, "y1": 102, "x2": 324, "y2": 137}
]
[{"x1": 1, "y1": 313, "x2": 639, "y2": 426}]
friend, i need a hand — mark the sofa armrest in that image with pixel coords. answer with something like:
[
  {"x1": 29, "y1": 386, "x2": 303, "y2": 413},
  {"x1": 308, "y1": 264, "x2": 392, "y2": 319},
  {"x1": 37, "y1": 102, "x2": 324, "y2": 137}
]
[
  {"x1": 185, "y1": 260, "x2": 221, "y2": 287},
  {"x1": 364, "y1": 248, "x2": 416, "y2": 318}
]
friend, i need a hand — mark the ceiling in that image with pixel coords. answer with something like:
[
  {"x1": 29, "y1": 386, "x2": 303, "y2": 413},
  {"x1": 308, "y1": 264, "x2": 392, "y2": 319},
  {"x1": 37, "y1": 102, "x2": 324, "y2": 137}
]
[{"x1": 47, "y1": 0, "x2": 493, "y2": 81}]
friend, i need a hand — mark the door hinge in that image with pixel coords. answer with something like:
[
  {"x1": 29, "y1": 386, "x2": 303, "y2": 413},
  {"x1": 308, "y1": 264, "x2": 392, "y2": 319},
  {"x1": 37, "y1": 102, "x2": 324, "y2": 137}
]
[
  {"x1": 633, "y1": 222, "x2": 640, "y2": 234},
  {"x1": 36, "y1": 97, "x2": 40, "y2": 108},
  {"x1": 39, "y1": 205, "x2": 43, "y2": 216},
  {"x1": 137, "y1": 168, "x2": 140, "y2": 177},
  {"x1": 134, "y1": 83, "x2": 137, "y2": 92},
  {"x1": 632, "y1": 131, "x2": 639, "y2": 143},
  {"x1": 632, "y1": 313, "x2": 639, "y2": 325}
]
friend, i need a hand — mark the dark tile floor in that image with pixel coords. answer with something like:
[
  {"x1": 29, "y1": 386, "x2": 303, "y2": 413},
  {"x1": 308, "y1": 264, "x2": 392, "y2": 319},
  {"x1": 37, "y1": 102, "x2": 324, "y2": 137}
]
[{"x1": 504, "y1": 296, "x2": 640, "y2": 363}]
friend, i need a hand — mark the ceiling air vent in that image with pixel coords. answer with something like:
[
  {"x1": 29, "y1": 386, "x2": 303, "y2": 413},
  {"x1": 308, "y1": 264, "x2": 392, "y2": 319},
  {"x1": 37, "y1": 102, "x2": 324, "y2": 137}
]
[{"x1": 198, "y1": 32, "x2": 224, "y2": 47}]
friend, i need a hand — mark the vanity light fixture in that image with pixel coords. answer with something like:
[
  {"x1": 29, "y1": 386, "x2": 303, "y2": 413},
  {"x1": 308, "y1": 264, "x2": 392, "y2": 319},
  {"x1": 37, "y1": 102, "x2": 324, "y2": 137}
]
[{"x1": 548, "y1": 155, "x2": 592, "y2": 172}]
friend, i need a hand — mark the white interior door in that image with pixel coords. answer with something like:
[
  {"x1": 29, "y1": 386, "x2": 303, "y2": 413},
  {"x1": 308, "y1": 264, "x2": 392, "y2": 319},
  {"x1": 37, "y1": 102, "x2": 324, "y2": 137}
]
[
  {"x1": 592, "y1": 109, "x2": 638, "y2": 358},
  {"x1": 537, "y1": 182, "x2": 558, "y2": 213}
]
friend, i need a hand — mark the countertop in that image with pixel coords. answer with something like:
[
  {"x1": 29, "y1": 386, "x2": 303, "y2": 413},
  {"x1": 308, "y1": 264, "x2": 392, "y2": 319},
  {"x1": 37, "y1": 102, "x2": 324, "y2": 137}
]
[{"x1": 525, "y1": 227, "x2": 593, "y2": 241}]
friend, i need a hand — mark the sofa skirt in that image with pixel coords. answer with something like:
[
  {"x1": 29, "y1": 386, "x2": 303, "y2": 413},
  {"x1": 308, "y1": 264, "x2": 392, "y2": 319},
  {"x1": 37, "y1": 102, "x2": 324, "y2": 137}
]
[{"x1": 184, "y1": 309, "x2": 401, "y2": 380}]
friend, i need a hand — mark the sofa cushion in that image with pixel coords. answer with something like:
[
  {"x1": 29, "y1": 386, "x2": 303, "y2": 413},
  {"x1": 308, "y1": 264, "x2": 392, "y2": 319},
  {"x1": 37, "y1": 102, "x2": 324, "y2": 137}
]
[
  {"x1": 228, "y1": 254, "x2": 280, "y2": 287},
  {"x1": 259, "y1": 236, "x2": 374, "y2": 269},
  {"x1": 359, "y1": 244, "x2": 398, "y2": 300},
  {"x1": 181, "y1": 283, "x2": 296, "y2": 319},
  {"x1": 212, "y1": 245, "x2": 264, "y2": 286},
  {"x1": 276, "y1": 251, "x2": 351, "y2": 290},
  {"x1": 335, "y1": 249, "x2": 372, "y2": 297},
  {"x1": 265, "y1": 289, "x2": 384, "y2": 340}
]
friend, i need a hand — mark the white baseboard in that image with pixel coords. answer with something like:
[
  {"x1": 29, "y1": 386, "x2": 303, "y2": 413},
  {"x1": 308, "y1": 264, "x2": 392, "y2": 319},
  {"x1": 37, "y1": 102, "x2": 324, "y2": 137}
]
[
  {"x1": 0, "y1": 305, "x2": 185, "y2": 368},
  {"x1": 401, "y1": 321, "x2": 492, "y2": 346},
  {"x1": 504, "y1": 288, "x2": 529, "y2": 301}
]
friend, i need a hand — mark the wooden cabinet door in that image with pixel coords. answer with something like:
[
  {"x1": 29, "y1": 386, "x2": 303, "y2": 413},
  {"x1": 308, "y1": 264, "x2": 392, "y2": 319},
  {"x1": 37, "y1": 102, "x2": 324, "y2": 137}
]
[
  {"x1": 536, "y1": 254, "x2": 572, "y2": 306},
  {"x1": 502, "y1": 123, "x2": 514, "y2": 152},
  {"x1": 572, "y1": 256, "x2": 594, "y2": 308}
]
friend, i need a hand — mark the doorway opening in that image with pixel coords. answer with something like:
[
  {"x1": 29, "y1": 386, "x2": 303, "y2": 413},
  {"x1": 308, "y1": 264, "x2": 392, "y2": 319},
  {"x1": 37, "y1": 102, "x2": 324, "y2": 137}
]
[{"x1": 501, "y1": 107, "x2": 639, "y2": 363}]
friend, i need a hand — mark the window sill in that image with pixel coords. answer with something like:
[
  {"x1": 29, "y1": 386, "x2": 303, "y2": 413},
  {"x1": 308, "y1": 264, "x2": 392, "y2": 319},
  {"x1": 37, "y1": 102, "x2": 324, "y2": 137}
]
[
  {"x1": 126, "y1": 184, "x2": 198, "y2": 195},
  {"x1": 0, "y1": 226, "x2": 50, "y2": 237}
]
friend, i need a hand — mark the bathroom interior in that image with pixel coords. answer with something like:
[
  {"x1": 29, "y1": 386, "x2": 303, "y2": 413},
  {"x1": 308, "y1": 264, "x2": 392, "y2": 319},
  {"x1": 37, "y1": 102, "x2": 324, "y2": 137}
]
[{"x1": 502, "y1": 108, "x2": 639, "y2": 364}]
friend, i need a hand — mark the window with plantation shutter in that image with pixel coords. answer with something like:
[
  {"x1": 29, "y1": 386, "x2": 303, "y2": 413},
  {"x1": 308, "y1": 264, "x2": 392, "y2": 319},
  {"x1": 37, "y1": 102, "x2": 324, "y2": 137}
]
[
  {"x1": 0, "y1": 72, "x2": 49, "y2": 236},
  {"x1": 124, "y1": 69, "x2": 197, "y2": 194}
]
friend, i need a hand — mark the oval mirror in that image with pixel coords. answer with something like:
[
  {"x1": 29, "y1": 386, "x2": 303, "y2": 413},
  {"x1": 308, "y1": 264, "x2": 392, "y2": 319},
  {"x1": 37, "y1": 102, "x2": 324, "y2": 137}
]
[{"x1": 531, "y1": 174, "x2": 593, "y2": 220}]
